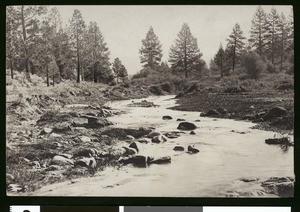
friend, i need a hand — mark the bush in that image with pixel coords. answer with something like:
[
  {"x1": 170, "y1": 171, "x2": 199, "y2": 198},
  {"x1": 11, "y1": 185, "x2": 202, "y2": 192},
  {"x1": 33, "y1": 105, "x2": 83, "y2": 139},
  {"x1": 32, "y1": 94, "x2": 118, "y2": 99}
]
[
  {"x1": 243, "y1": 52, "x2": 266, "y2": 80},
  {"x1": 266, "y1": 60, "x2": 277, "y2": 73},
  {"x1": 149, "y1": 85, "x2": 164, "y2": 95}
]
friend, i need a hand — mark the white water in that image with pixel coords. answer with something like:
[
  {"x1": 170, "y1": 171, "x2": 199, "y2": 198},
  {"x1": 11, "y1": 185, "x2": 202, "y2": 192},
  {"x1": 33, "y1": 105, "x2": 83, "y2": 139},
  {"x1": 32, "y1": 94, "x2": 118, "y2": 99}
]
[{"x1": 32, "y1": 95, "x2": 294, "y2": 197}]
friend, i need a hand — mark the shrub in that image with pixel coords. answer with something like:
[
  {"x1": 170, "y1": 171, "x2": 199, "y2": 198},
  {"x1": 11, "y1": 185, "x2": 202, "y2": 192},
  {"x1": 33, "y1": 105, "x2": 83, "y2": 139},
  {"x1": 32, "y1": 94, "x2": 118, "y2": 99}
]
[
  {"x1": 242, "y1": 52, "x2": 266, "y2": 80},
  {"x1": 266, "y1": 60, "x2": 277, "y2": 73}
]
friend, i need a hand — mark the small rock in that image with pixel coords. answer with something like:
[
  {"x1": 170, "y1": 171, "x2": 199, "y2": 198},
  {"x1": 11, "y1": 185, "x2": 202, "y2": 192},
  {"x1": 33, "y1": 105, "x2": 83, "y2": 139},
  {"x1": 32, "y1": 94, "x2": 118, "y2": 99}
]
[
  {"x1": 78, "y1": 136, "x2": 91, "y2": 143},
  {"x1": 40, "y1": 128, "x2": 53, "y2": 135},
  {"x1": 126, "y1": 135, "x2": 135, "y2": 140},
  {"x1": 164, "y1": 132, "x2": 180, "y2": 139},
  {"x1": 176, "y1": 118, "x2": 185, "y2": 121},
  {"x1": 190, "y1": 131, "x2": 196, "y2": 135},
  {"x1": 49, "y1": 133, "x2": 62, "y2": 138},
  {"x1": 239, "y1": 177, "x2": 259, "y2": 182},
  {"x1": 162, "y1": 115, "x2": 173, "y2": 120},
  {"x1": 187, "y1": 145, "x2": 200, "y2": 153},
  {"x1": 173, "y1": 146, "x2": 184, "y2": 151},
  {"x1": 137, "y1": 138, "x2": 151, "y2": 143},
  {"x1": 147, "y1": 131, "x2": 162, "y2": 138},
  {"x1": 200, "y1": 109, "x2": 220, "y2": 117},
  {"x1": 75, "y1": 157, "x2": 97, "y2": 168},
  {"x1": 194, "y1": 119, "x2": 201, "y2": 122},
  {"x1": 177, "y1": 122, "x2": 197, "y2": 130},
  {"x1": 7, "y1": 184, "x2": 28, "y2": 193},
  {"x1": 51, "y1": 155, "x2": 74, "y2": 166},
  {"x1": 152, "y1": 135, "x2": 167, "y2": 143},
  {"x1": 76, "y1": 148, "x2": 98, "y2": 157}
]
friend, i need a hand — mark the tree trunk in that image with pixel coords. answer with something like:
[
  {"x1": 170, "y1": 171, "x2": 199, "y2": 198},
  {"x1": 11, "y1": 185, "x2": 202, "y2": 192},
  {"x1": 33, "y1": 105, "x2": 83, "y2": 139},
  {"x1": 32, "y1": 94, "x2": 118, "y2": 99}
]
[
  {"x1": 184, "y1": 40, "x2": 188, "y2": 78},
  {"x1": 53, "y1": 73, "x2": 55, "y2": 86},
  {"x1": 94, "y1": 63, "x2": 97, "y2": 83},
  {"x1": 21, "y1": 6, "x2": 30, "y2": 80},
  {"x1": 10, "y1": 59, "x2": 14, "y2": 79},
  {"x1": 46, "y1": 66, "x2": 49, "y2": 87},
  {"x1": 76, "y1": 30, "x2": 80, "y2": 83},
  {"x1": 232, "y1": 39, "x2": 236, "y2": 71}
]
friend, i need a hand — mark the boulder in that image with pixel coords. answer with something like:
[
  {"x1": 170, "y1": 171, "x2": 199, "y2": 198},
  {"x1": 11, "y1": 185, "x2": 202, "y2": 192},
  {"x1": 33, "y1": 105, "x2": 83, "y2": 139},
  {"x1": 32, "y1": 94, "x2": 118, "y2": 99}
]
[
  {"x1": 187, "y1": 145, "x2": 200, "y2": 153},
  {"x1": 75, "y1": 157, "x2": 97, "y2": 168},
  {"x1": 152, "y1": 135, "x2": 167, "y2": 143},
  {"x1": 176, "y1": 118, "x2": 185, "y2": 121},
  {"x1": 200, "y1": 109, "x2": 220, "y2": 117},
  {"x1": 162, "y1": 115, "x2": 173, "y2": 120},
  {"x1": 129, "y1": 141, "x2": 139, "y2": 152},
  {"x1": 149, "y1": 156, "x2": 171, "y2": 164},
  {"x1": 261, "y1": 177, "x2": 294, "y2": 198},
  {"x1": 263, "y1": 107, "x2": 287, "y2": 121},
  {"x1": 50, "y1": 155, "x2": 74, "y2": 166},
  {"x1": 122, "y1": 146, "x2": 138, "y2": 155},
  {"x1": 173, "y1": 146, "x2": 185, "y2": 151},
  {"x1": 49, "y1": 133, "x2": 62, "y2": 138},
  {"x1": 177, "y1": 122, "x2": 197, "y2": 130},
  {"x1": 86, "y1": 115, "x2": 98, "y2": 125}
]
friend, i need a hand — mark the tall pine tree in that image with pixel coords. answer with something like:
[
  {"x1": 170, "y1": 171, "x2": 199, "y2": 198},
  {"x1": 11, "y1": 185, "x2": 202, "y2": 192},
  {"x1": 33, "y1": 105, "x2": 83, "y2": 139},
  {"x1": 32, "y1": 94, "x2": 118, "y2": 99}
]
[
  {"x1": 69, "y1": 9, "x2": 86, "y2": 83},
  {"x1": 226, "y1": 23, "x2": 245, "y2": 71},
  {"x1": 139, "y1": 26, "x2": 163, "y2": 69},
  {"x1": 169, "y1": 23, "x2": 204, "y2": 78},
  {"x1": 249, "y1": 6, "x2": 268, "y2": 56}
]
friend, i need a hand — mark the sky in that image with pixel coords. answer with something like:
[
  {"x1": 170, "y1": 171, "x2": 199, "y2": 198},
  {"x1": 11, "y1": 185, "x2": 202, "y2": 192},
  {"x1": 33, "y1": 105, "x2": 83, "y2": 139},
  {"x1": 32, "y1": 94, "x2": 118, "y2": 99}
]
[{"x1": 54, "y1": 5, "x2": 292, "y2": 75}]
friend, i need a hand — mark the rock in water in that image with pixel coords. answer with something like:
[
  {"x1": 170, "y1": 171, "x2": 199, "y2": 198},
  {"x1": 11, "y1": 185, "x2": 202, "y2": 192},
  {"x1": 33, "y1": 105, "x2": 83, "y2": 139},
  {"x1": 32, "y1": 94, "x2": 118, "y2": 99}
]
[
  {"x1": 152, "y1": 135, "x2": 167, "y2": 143},
  {"x1": 173, "y1": 146, "x2": 184, "y2": 151},
  {"x1": 190, "y1": 131, "x2": 196, "y2": 135},
  {"x1": 263, "y1": 107, "x2": 287, "y2": 120},
  {"x1": 119, "y1": 155, "x2": 148, "y2": 167},
  {"x1": 122, "y1": 146, "x2": 137, "y2": 155},
  {"x1": 147, "y1": 131, "x2": 162, "y2": 138},
  {"x1": 187, "y1": 145, "x2": 199, "y2": 153},
  {"x1": 129, "y1": 141, "x2": 139, "y2": 152},
  {"x1": 50, "y1": 155, "x2": 74, "y2": 166},
  {"x1": 177, "y1": 122, "x2": 197, "y2": 130},
  {"x1": 162, "y1": 115, "x2": 173, "y2": 120},
  {"x1": 265, "y1": 137, "x2": 292, "y2": 146},
  {"x1": 176, "y1": 118, "x2": 185, "y2": 121},
  {"x1": 149, "y1": 156, "x2": 171, "y2": 164}
]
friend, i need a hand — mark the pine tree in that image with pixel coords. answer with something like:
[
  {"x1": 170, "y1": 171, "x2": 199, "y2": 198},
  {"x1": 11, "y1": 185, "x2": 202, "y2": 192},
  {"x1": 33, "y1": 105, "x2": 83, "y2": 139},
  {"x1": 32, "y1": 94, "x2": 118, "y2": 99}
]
[
  {"x1": 17, "y1": 6, "x2": 47, "y2": 79},
  {"x1": 139, "y1": 26, "x2": 163, "y2": 69},
  {"x1": 69, "y1": 9, "x2": 86, "y2": 83},
  {"x1": 112, "y1": 58, "x2": 123, "y2": 83},
  {"x1": 85, "y1": 21, "x2": 110, "y2": 83},
  {"x1": 249, "y1": 6, "x2": 268, "y2": 56},
  {"x1": 226, "y1": 23, "x2": 245, "y2": 71},
  {"x1": 213, "y1": 43, "x2": 225, "y2": 77},
  {"x1": 169, "y1": 23, "x2": 204, "y2": 78},
  {"x1": 119, "y1": 64, "x2": 128, "y2": 82},
  {"x1": 277, "y1": 13, "x2": 289, "y2": 72},
  {"x1": 6, "y1": 6, "x2": 19, "y2": 79},
  {"x1": 265, "y1": 7, "x2": 280, "y2": 65}
]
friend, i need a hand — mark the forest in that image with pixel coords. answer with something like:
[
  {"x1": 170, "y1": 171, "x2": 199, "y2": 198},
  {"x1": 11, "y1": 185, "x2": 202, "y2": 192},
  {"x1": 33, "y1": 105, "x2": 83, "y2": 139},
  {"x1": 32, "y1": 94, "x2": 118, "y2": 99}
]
[{"x1": 6, "y1": 6, "x2": 294, "y2": 85}]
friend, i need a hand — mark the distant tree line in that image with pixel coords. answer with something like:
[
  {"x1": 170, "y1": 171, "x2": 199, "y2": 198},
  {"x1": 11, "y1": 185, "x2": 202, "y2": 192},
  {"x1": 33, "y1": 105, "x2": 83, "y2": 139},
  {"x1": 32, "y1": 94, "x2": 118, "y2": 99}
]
[
  {"x1": 210, "y1": 6, "x2": 294, "y2": 80},
  {"x1": 6, "y1": 6, "x2": 128, "y2": 85}
]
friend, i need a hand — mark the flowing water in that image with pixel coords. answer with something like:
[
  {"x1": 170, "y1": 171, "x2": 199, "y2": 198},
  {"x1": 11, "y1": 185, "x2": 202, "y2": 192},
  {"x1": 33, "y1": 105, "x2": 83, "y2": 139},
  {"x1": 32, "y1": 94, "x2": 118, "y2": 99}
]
[{"x1": 32, "y1": 95, "x2": 294, "y2": 197}]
